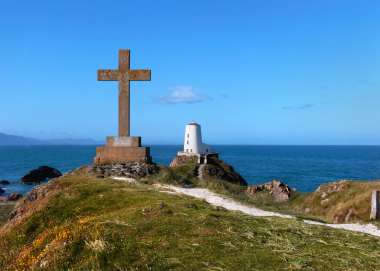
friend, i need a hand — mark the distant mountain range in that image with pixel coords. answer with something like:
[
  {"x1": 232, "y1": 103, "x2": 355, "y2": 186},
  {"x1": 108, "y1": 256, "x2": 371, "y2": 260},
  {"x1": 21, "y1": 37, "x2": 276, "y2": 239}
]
[{"x1": 0, "y1": 132, "x2": 100, "y2": 146}]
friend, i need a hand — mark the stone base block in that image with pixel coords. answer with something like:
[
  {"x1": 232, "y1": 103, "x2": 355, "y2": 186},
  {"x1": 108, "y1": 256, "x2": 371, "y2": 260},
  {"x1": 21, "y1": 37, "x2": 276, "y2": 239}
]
[
  {"x1": 106, "y1": 136, "x2": 141, "y2": 147},
  {"x1": 91, "y1": 162, "x2": 159, "y2": 179},
  {"x1": 94, "y1": 146, "x2": 151, "y2": 165},
  {"x1": 170, "y1": 153, "x2": 219, "y2": 167}
]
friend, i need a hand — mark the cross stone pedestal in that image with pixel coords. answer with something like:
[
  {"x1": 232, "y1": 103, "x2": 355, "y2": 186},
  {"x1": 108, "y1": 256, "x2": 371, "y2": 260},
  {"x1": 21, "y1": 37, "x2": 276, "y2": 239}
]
[
  {"x1": 94, "y1": 136, "x2": 152, "y2": 165},
  {"x1": 93, "y1": 49, "x2": 152, "y2": 166}
]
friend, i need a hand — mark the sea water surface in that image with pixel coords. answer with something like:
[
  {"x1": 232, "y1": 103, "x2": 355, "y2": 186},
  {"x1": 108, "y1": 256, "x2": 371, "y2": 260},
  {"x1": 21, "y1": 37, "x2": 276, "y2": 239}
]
[{"x1": 1, "y1": 145, "x2": 380, "y2": 194}]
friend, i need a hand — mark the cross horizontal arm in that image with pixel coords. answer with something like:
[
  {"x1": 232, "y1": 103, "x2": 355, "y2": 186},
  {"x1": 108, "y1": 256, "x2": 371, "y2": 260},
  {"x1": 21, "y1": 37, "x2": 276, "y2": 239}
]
[
  {"x1": 128, "y1": 69, "x2": 151, "y2": 81},
  {"x1": 98, "y1": 69, "x2": 119, "y2": 81}
]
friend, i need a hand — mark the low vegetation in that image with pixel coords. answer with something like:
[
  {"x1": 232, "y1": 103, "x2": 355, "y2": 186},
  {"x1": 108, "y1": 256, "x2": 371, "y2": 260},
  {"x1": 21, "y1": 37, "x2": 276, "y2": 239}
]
[
  {"x1": 293, "y1": 180, "x2": 380, "y2": 223},
  {"x1": 0, "y1": 202, "x2": 15, "y2": 225},
  {"x1": 1, "y1": 174, "x2": 380, "y2": 270},
  {"x1": 146, "y1": 163, "x2": 380, "y2": 224}
]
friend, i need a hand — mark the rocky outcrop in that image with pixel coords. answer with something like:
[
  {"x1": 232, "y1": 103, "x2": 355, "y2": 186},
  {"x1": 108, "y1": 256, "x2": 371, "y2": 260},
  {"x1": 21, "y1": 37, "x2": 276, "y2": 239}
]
[
  {"x1": 199, "y1": 157, "x2": 248, "y2": 186},
  {"x1": 3, "y1": 182, "x2": 62, "y2": 232},
  {"x1": 0, "y1": 193, "x2": 23, "y2": 202},
  {"x1": 0, "y1": 180, "x2": 10, "y2": 185},
  {"x1": 170, "y1": 155, "x2": 198, "y2": 167},
  {"x1": 7, "y1": 193, "x2": 22, "y2": 201},
  {"x1": 90, "y1": 162, "x2": 159, "y2": 179},
  {"x1": 246, "y1": 180, "x2": 292, "y2": 202},
  {"x1": 21, "y1": 166, "x2": 62, "y2": 183},
  {"x1": 293, "y1": 180, "x2": 380, "y2": 223}
]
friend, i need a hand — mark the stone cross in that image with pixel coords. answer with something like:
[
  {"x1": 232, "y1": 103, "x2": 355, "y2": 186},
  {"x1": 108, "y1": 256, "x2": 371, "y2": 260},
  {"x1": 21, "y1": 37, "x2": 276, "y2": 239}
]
[{"x1": 98, "y1": 49, "x2": 151, "y2": 137}]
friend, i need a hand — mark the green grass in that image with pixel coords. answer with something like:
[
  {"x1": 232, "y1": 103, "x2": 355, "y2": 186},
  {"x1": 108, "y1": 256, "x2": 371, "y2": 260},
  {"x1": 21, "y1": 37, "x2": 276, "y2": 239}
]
[
  {"x1": 1, "y1": 176, "x2": 380, "y2": 270},
  {"x1": 144, "y1": 165, "x2": 321, "y2": 221},
  {"x1": 146, "y1": 164, "x2": 380, "y2": 224}
]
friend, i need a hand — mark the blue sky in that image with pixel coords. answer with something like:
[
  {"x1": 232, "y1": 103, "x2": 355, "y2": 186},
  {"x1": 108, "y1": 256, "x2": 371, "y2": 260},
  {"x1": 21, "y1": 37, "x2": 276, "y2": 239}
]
[{"x1": 0, "y1": 0, "x2": 379, "y2": 144}]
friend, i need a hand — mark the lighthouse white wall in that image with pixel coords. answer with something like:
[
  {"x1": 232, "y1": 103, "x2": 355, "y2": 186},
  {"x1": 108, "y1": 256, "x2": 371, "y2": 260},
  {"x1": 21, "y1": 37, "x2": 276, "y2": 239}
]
[
  {"x1": 183, "y1": 122, "x2": 213, "y2": 155},
  {"x1": 184, "y1": 123, "x2": 202, "y2": 154}
]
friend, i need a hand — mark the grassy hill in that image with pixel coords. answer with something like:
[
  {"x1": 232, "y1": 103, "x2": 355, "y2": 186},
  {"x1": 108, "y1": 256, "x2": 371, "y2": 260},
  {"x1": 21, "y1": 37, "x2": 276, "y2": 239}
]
[{"x1": 1, "y1": 174, "x2": 380, "y2": 270}]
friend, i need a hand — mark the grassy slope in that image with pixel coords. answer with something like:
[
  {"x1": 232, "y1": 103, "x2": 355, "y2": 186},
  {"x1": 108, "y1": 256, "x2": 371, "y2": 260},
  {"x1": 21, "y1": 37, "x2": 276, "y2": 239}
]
[
  {"x1": 204, "y1": 178, "x2": 380, "y2": 224},
  {"x1": 1, "y1": 176, "x2": 380, "y2": 270},
  {"x1": 143, "y1": 165, "x2": 317, "y2": 221},
  {"x1": 294, "y1": 180, "x2": 380, "y2": 223},
  {"x1": 149, "y1": 165, "x2": 380, "y2": 224}
]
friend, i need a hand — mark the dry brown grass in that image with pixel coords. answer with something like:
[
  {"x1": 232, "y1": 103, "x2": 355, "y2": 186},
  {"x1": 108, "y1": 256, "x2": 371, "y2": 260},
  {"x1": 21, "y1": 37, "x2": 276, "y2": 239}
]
[{"x1": 293, "y1": 180, "x2": 380, "y2": 223}]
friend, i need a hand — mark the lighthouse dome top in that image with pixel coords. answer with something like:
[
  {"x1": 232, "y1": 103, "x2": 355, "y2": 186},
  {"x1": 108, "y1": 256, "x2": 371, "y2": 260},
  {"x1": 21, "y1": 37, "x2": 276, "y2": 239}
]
[{"x1": 188, "y1": 122, "x2": 200, "y2": 126}]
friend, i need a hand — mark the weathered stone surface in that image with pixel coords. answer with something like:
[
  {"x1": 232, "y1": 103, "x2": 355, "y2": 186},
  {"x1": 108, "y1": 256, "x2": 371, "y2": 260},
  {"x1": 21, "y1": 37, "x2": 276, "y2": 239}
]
[
  {"x1": 199, "y1": 157, "x2": 248, "y2": 186},
  {"x1": 95, "y1": 50, "x2": 152, "y2": 166},
  {"x1": 0, "y1": 180, "x2": 10, "y2": 185},
  {"x1": 90, "y1": 162, "x2": 159, "y2": 179},
  {"x1": 107, "y1": 136, "x2": 141, "y2": 147},
  {"x1": 98, "y1": 49, "x2": 151, "y2": 138},
  {"x1": 370, "y1": 190, "x2": 380, "y2": 220},
  {"x1": 21, "y1": 166, "x2": 62, "y2": 183},
  {"x1": 7, "y1": 193, "x2": 22, "y2": 201},
  {"x1": 170, "y1": 155, "x2": 198, "y2": 168},
  {"x1": 246, "y1": 180, "x2": 292, "y2": 202},
  {"x1": 95, "y1": 146, "x2": 152, "y2": 165}
]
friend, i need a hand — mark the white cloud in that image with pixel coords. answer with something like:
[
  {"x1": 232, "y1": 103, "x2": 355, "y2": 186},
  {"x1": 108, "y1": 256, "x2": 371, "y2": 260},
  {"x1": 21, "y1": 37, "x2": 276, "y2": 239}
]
[{"x1": 159, "y1": 86, "x2": 211, "y2": 104}]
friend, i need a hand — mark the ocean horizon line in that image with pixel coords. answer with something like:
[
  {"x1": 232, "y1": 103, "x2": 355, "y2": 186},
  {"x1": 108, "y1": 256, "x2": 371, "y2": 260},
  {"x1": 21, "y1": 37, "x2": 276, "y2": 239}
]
[{"x1": 2, "y1": 144, "x2": 380, "y2": 147}]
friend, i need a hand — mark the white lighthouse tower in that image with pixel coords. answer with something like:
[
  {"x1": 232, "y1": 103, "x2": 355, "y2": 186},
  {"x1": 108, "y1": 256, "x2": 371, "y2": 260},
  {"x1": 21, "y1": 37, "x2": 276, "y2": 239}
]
[{"x1": 178, "y1": 122, "x2": 218, "y2": 164}]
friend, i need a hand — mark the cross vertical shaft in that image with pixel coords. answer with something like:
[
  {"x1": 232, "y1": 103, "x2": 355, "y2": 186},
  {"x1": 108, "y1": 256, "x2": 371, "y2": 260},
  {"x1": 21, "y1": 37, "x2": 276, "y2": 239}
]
[
  {"x1": 119, "y1": 79, "x2": 130, "y2": 137},
  {"x1": 118, "y1": 50, "x2": 131, "y2": 137}
]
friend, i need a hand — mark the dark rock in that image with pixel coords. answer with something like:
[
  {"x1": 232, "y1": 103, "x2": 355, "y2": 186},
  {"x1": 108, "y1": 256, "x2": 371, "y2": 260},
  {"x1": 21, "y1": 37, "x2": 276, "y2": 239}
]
[
  {"x1": 7, "y1": 192, "x2": 22, "y2": 201},
  {"x1": 0, "y1": 180, "x2": 10, "y2": 185},
  {"x1": 246, "y1": 180, "x2": 292, "y2": 202},
  {"x1": 201, "y1": 157, "x2": 248, "y2": 186},
  {"x1": 21, "y1": 166, "x2": 62, "y2": 183},
  {"x1": 170, "y1": 155, "x2": 247, "y2": 186}
]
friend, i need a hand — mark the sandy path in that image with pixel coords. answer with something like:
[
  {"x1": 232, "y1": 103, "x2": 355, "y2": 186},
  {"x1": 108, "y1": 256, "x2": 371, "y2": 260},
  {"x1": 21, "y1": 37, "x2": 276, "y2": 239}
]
[
  {"x1": 158, "y1": 184, "x2": 380, "y2": 238},
  {"x1": 110, "y1": 177, "x2": 380, "y2": 238}
]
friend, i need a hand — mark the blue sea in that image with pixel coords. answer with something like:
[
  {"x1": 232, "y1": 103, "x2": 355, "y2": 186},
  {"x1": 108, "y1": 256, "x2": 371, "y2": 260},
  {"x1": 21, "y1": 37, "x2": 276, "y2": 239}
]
[{"x1": 1, "y1": 145, "x2": 380, "y2": 194}]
